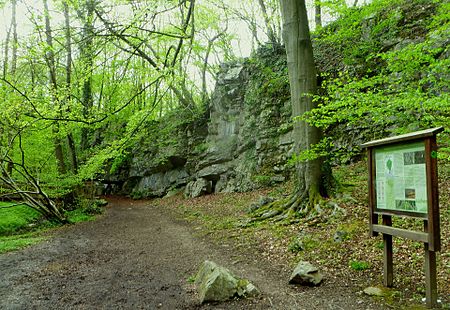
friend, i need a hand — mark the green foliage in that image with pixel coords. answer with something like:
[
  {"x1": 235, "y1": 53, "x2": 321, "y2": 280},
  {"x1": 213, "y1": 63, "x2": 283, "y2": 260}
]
[
  {"x1": 251, "y1": 175, "x2": 272, "y2": 187},
  {"x1": 245, "y1": 45, "x2": 290, "y2": 108},
  {"x1": 66, "y1": 198, "x2": 106, "y2": 223},
  {"x1": 287, "y1": 238, "x2": 304, "y2": 253},
  {"x1": 0, "y1": 198, "x2": 105, "y2": 253},
  {"x1": 349, "y1": 260, "x2": 370, "y2": 271},
  {"x1": 109, "y1": 151, "x2": 130, "y2": 175},
  {"x1": 0, "y1": 235, "x2": 44, "y2": 254},
  {"x1": 187, "y1": 275, "x2": 196, "y2": 283},
  {"x1": 304, "y1": 0, "x2": 450, "y2": 164},
  {"x1": 288, "y1": 234, "x2": 318, "y2": 253},
  {"x1": 0, "y1": 203, "x2": 41, "y2": 235}
]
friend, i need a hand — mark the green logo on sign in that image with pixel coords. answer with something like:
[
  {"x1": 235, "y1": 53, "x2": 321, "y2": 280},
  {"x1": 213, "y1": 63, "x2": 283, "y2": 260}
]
[{"x1": 431, "y1": 150, "x2": 438, "y2": 159}]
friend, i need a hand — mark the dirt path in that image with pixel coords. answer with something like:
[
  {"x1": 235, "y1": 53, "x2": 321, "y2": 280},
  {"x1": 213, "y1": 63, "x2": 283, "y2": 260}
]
[{"x1": 0, "y1": 198, "x2": 386, "y2": 309}]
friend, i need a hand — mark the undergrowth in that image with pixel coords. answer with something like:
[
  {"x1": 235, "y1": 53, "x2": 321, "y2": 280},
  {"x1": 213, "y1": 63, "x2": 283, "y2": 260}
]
[{"x1": 0, "y1": 199, "x2": 107, "y2": 253}]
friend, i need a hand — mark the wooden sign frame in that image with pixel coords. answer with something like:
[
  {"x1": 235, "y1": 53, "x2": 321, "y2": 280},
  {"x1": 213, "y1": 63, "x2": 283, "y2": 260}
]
[{"x1": 361, "y1": 127, "x2": 443, "y2": 308}]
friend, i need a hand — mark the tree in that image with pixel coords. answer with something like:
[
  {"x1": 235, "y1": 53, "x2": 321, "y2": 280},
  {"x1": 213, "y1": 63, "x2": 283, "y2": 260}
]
[
  {"x1": 78, "y1": 0, "x2": 96, "y2": 152},
  {"x1": 1, "y1": 0, "x2": 18, "y2": 177},
  {"x1": 43, "y1": 0, "x2": 67, "y2": 174},
  {"x1": 252, "y1": 0, "x2": 327, "y2": 222},
  {"x1": 315, "y1": 0, "x2": 322, "y2": 29},
  {"x1": 257, "y1": 0, "x2": 279, "y2": 45},
  {"x1": 63, "y1": 0, "x2": 78, "y2": 173}
]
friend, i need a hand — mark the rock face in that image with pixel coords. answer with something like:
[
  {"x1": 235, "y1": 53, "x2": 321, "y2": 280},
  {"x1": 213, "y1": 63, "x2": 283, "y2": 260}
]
[
  {"x1": 108, "y1": 52, "x2": 294, "y2": 198},
  {"x1": 289, "y1": 261, "x2": 324, "y2": 286},
  {"x1": 195, "y1": 260, "x2": 259, "y2": 303},
  {"x1": 184, "y1": 178, "x2": 212, "y2": 198},
  {"x1": 186, "y1": 60, "x2": 292, "y2": 196}
]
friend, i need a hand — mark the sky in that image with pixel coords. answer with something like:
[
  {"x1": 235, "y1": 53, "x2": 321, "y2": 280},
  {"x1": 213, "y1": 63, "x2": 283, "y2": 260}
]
[{"x1": 0, "y1": 0, "x2": 370, "y2": 58}]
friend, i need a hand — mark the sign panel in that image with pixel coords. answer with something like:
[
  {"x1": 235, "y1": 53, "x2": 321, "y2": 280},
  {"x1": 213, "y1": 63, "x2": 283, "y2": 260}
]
[{"x1": 374, "y1": 141, "x2": 427, "y2": 214}]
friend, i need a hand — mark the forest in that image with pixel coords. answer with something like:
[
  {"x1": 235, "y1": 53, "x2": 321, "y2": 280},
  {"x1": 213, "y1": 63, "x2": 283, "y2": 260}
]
[{"x1": 0, "y1": 0, "x2": 449, "y2": 308}]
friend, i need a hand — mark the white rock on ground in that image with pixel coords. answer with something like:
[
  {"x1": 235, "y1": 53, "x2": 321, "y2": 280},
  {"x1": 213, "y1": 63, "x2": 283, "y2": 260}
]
[
  {"x1": 289, "y1": 261, "x2": 324, "y2": 286},
  {"x1": 195, "y1": 260, "x2": 259, "y2": 303}
]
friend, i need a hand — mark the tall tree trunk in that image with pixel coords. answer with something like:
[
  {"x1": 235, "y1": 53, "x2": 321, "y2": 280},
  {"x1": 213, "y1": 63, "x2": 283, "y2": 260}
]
[
  {"x1": 315, "y1": 0, "x2": 322, "y2": 29},
  {"x1": 280, "y1": 0, "x2": 324, "y2": 207},
  {"x1": 257, "y1": 0, "x2": 278, "y2": 45},
  {"x1": 80, "y1": 0, "x2": 95, "y2": 152},
  {"x1": 7, "y1": 0, "x2": 18, "y2": 175},
  {"x1": 10, "y1": 0, "x2": 18, "y2": 79},
  {"x1": 1, "y1": 0, "x2": 18, "y2": 176},
  {"x1": 250, "y1": 0, "x2": 326, "y2": 222},
  {"x1": 43, "y1": 0, "x2": 67, "y2": 174},
  {"x1": 63, "y1": 0, "x2": 78, "y2": 173}
]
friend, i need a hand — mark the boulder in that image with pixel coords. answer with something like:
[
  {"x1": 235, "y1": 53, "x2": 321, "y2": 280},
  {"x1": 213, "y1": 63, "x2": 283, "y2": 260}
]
[
  {"x1": 289, "y1": 261, "x2": 324, "y2": 286},
  {"x1": 363, "y1": 286, "x2": 387, "y2": 297},
  {"x1": 133, "y1": 168, "x2": 189, "y2": 197},
  {"x1": 184, "y1": 178, "x2": 212, "y2": 198},
  {"x1": 195, "y1": 260, "x2": 259, "y2": 303}
]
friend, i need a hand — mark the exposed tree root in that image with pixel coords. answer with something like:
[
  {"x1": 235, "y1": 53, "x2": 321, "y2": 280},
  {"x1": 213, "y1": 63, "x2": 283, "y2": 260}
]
[{"x1": 248, "y1": 187, "x2": 340, "y2": 225}]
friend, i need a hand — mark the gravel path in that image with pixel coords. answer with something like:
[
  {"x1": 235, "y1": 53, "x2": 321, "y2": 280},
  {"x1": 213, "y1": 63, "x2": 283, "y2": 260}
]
[{"x1": 0, "y1": 197, "x2": 387, "y2": 309}]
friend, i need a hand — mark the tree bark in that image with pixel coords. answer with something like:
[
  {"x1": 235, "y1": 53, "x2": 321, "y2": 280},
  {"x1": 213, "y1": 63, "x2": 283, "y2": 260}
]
[
  {"x1": 43, "y1": 0, "x2": 67, "y2": 174},
  {"x1": 10, "y1": 0, "x2": 18, "y2": 79},
  {"x1": 280, "y1": 0, "x2": 323, "y2": 207},
  {"x1": 315, "y1": 1, "x2": 322, "y2": 30},
  {"x1": 6, "y1": 0, "x2": 18, "y2": 176},
  {"x1": 79, "y1": 0, "x2": 95, "y2": 152},
  {"x1": 257, "y1": 0, "x2": 278, "y2": 45},
  {"x1": 249, "y1": 0, "x2": 327, "y2": 223},
  {"x1": 63, "y1": 0, "x2": 79, "y2": 173}
]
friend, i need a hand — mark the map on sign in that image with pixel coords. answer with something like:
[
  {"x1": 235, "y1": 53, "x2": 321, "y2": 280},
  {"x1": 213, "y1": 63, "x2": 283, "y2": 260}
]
[{"x1": 375, "y1": 142, "x2": 427, "y2": 214}]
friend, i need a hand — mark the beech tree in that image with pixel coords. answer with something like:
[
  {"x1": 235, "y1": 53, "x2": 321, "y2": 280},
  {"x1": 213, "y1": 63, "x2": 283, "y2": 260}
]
[{"x1": 252, "y1": 0, "x2": 327, "y2": 222}]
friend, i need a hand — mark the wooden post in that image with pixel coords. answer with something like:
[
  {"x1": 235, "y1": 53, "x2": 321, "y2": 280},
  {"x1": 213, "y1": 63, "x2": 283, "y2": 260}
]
[
  {"x1": 367, "y1": 148, "x2": 378, "y2": 237},
  {"x1": 383, "y1": 215, "x2": 393, "y2": 287},
  {"x1": 424, "y1": 220, "x2": 438, "y2": 308},
  {"x1": 425, "y1": 137, "x2": 440, "y2": 252}
]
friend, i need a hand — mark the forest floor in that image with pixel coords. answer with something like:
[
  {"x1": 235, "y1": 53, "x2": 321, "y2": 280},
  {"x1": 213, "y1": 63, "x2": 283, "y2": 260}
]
[
  {"x1": 0, "y1": 164, "x2": 449, "y2": 309},
  {"x1": 0, "y1": 196, "x2": 387, "y2": 310}
]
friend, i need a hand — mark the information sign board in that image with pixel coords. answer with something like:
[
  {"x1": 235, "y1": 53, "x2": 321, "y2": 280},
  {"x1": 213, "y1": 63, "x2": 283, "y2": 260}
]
[
  {"x1": 361, "y1": 127, "x2": 444, "y2": 309},
  {"x1": 374, "y1": 142, "x2": 427, "y2": 215}
]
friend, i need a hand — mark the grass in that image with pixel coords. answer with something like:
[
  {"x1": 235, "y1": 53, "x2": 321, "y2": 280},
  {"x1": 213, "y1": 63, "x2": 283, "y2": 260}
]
[
  {"x1": 0, "y1": 234, "x2": 44, "y2": 254},
  {"x1": 0, "y1": 199, "x2": 105, "y2": 253},
  {"x1": 0, "y1": 202, "x2": 42, "y2": 235},
  {"x1": 350, "y1": 260, "x2": 371, "y2": 271},
  {"x1": 0, "y1": 202, "x2": 46, "y2": 253}
]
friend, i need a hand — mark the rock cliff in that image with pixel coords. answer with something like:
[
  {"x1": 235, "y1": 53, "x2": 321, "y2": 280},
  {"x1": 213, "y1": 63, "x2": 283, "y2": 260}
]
[{"x1": 108, "y1": 48, "x2": 295, "y2": 198}]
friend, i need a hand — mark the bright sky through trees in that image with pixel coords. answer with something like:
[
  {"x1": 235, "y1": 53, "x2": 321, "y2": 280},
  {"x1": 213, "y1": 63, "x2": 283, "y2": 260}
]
[{"x1": 0, "y1": 0, "x2": 372, "y2": 57}]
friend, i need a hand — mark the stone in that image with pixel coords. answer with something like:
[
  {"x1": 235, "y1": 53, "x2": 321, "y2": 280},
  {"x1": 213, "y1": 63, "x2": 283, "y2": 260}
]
[
  {"x1": 133, "y1": 168, "x2": 190, "y2": 197},
  {"x1": 184, "y1": 178, "x2": 212, "y2": 198},
  {"x1": 195, "y1": 260, "x2": 259, "y2": 303},
  {"x1": 248, "y1": 196, "x2": 274, "y2": 213},
  {"x1": 363, "y1": 286, "x2": 386, "y2": 297},
  {"x1": 197, "y1": 164, "x2": 229, "y2": 179},
  {"x1": 199, "y1": 268, "x2": 238, "y2": 302},
  {"x1": 222, "y1": 65, "x2": 244, "y2": 82},
  {"x1": 270, "y1": 175, "x2": 285, "y2": 183},
  {"x1": 289, "y1": 261, "x2": 324, "y2": 286},
  {"x1": 333, "y1": 230, "x2": 349, "y2": 243},
  {"x1": 164, "y1": 188, "x2": 183, "y2": 198},
  {"x1": 239, "y1": 282, "x2": 259, "y2": 297}
]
